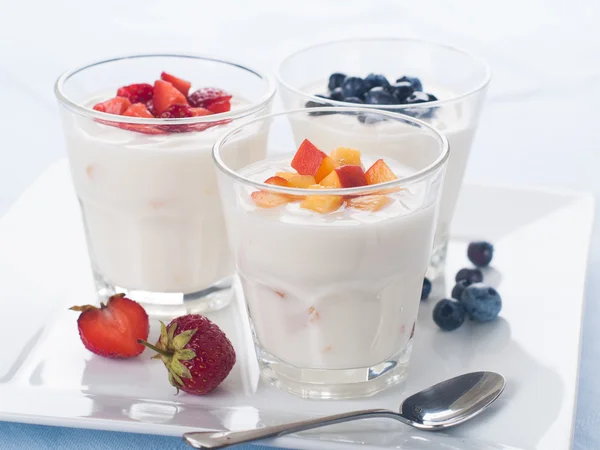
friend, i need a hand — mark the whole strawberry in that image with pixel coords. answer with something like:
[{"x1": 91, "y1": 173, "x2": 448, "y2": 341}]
[
  {"x1": 70, "y1": 294, "x2": 149, "y2": 358},
  {"x1": 140, "y1": 314, "x2": 236, "y2": 395}
]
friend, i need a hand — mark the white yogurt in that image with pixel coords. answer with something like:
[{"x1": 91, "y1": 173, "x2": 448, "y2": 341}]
[
  {"x1": 226, "y1": 157, "x2": 437, "y2": 370},
  {"x1": 63, "y1": 97, "x2": 257, "y2": 294}
]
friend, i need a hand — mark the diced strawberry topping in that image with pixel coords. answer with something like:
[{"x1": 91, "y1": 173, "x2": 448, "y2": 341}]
[
  {"x1": 160, "y1": 72, "x2": 191, "y2": 96},
  {"x1": 145, "y1": 99, "x2": 155, "y2": 116},
  {"x1": 93, "y1": 97, "x2": 132, "y2": 115},
  {"x1": 123, "y1": 103, "x2": 154, "y2": 118},
  {"x1": 116, "y1": 83, "x2": 153, "y2": 104},
  {"x1": 205, "y1": 99, "x2": 231, "y2": 114},
  {"x1": 153, "y1": 80, "x2": 188, "y2": 115},
  {"x1": 159, "y1": 104, "x2": 194, "y2": 118},
  {"x1": 190, "y1": 107, "x2": 212, "y2": 117},
  {"x1": 188, "y1": 88, "x2": 232, "y2": 109}
]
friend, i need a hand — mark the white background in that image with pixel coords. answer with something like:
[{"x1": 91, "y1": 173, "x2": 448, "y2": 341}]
[{"x1": 0, "y1": 1, "x2": 598, "y2": 448}]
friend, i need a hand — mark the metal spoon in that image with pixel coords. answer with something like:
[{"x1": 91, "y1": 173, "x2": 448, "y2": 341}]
[{"x1": 183, "y1": 371, "x2": 505, "y2": 449}]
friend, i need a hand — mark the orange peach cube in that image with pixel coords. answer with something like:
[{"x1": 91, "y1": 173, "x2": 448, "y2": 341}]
[
  {"x1": 347, "y1": 194, "x2": 392, "y2": 212},
  {"x1": 365, "y1": 159, "x2": 398, "y2": 185},
  {"x1": 335, "y1": 165, "x2": 368, "y2": 188},
  {"x1": 275, "y1": 172, "x2": 297, "y2": 181},
  {"x1": 291, "y1": 139, "x2": 337, "y2": 183},
  {"x1": 319, "y1": 170, "x2": 341, "y2": 188},
  {"x1": 251, "y1": 191, "x2": 291, "y2": 208},
  {"x1": 300, "y1": 185, "x2": 343, "y2": 214},
  {"x1": 287, "y1": 174, "x2": 317, "y2": 188},
  {"x1": 314, "y1": 155, "x2": 336, "y2": 183},
  {"x1": 330, "y1": 147, "x2": 361, "y2": 166}
]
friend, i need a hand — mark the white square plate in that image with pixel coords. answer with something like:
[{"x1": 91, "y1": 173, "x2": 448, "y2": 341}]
[{"x1": 0, "y1": 161, "x2": 594, "y2": 450}]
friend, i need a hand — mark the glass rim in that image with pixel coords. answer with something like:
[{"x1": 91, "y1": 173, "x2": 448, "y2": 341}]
[
  {"x1": 212, "y1": 106, "x2": 450, "y2": 196},
  {"x1": 277, "y1": 37, "x2": 492, "y2": 110},
  {"x1": 54, "y1": 53, "x2": 277, "y2": 125}
]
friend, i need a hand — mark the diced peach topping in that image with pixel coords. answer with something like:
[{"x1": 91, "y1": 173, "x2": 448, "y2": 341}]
[
  {"x1": 275, "y1": 172, "x2": 296, "y2": 181},
  {"x1": 300, "y1": 185, "x2": 344, "y2": 214},
  {"x1": 314, "y1": 155, "x2": 337, "y2": 183},
  {"x1": 319, "y1": 170, "x2": 341, "y2": 188},
  {"x1": 347, "y1": 194, "x2": 391, "y2": 212},
  {"x1": 330, "y1": 147, "x2": 361, "y2": 166},
  {"x1": 365, "y1": 159, "x2": 398, "y2": 185},
  {"x1": 335, "y1": 165, "x2": 368, "y2": 188},
  {"x1": 287, "y1": 174, "x2": 316, "y2": 188},
  {"x1": 264, "y1": 176, "x2": 289, "y2": 187},
  {"x1": 291, "y1": 139, "x2": 337, "y2": 182},
  {"x1": 251, "y1": 191, "x2": 291, "y2": 208}
]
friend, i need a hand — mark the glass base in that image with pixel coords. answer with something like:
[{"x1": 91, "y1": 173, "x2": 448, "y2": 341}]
[
  {"x1": 94, "y1": 273, "x2": 234, "y2": 317},
  {"x1": 255, "y1": 342, "x2": 412, "y2": 400}
]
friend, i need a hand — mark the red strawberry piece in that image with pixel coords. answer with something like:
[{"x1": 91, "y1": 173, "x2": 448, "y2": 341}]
[
  {"x1": 139, "y1": 314, "x2": 236, "y2": 395},
  {"x1": 190, "y1": 107, "x2": 213, "y2": 117},
  {"x1": 188, "y1": 88, "x2": 232, "y2": 108},
  {"x1": 205, "y1": 99, "x2": 231, "y2": 114},
  {"x1": 70, "y1": 294, "x2": 149, "y2": 358},
  {"x1": 160, "y1": 72, "x2": 191, "y2": 96},
  {"x1": 93, "y1": 97, "x2": 132, "y2": 115},
  {"x1": 116, "y1": 83, "x2": 154, "y2": 104},
  {"x1": 159, "y1": 104, "x2": 194, "y2": 118},
  {"x1": 123, "y1": 103, "x2": 154, "y2": 118},
  {"x1": 153, "y1": 79, "x2": 188, "y2": 115},
  {"x1": 146, "y1": 99, "x2": 155, "y2": 116}
]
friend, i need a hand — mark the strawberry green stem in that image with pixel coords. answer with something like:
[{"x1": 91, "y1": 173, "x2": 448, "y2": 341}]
[{"x1": 137, "y1": 339, "x2": 171, "y2": 357}]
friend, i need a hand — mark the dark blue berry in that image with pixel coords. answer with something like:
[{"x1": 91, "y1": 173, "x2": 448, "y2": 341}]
[
  {"x1": 305, "y1": 95, "x2": 334, "y2": 116},
  {"x1": 357, "y1": 113, "x2": 385, "y2": 124},
  {"x1": 451, "y1": 279, "x2": 470, "y2": 300},
  {"x1": 390, "y1": 81, "x2": 414, "y2": 103},
  {"x1": 328, "y1": 73, "x2": 347, "y2": 91},
  {"x1": 433, "y1": 299, "x2": 466, "y2": 331},
  {"x1": 427, "y1": 93, "x2": 438, "y2": 101},
  {"x1": 455, "y1": 268, "x2": 483, "y2": 284},
  {"x1": 467, "y1": 241, "x2": 494, "y2": 267},
  {"x1": 365, "y1": 87, "x2": 397, "y2": 105},
  {"x1": 364, "y1": 73, "x2": 390, "y2": 91},
  {"x1": 396, "y1": 76, "x2": 423, "y2": 92},
  {"x1": 330, "y1": 87, "x2": 344, "y2": 101},
  {"x1": 421, "y1": 277, "x2": 432, "y2": 301},
  {"x1": 460, "y1": 283, "x2": 502, "y2": 322},
  {"x1": 404, "y1": 91, "x2": 431, "y2": 104},
  {"x1": 341, "y1": 77, "x2": 367, "y2": 99},
  {"x1": 343, "y1": 96, "x2": 364, "y2": 104}
]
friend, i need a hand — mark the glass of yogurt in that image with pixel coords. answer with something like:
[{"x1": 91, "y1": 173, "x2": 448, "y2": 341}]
[
  {"x1": 278, "y1": 38, "x2": 491, "y2": 277},
  {"x1": 54, "y1": 54, "x2": 276, "y2": 316},
  {"x1": 213, "y1": 107, "x2": 449, "y2": 399}
]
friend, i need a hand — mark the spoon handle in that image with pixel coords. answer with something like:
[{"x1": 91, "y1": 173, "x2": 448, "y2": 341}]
[{"x1": 183, "y1": 408, "x2": 395, "y2": 449}]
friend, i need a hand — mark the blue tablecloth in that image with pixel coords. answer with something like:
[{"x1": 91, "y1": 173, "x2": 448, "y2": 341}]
[{"x1": 0, "y1": 421, "x2": 277, "y2": 450}]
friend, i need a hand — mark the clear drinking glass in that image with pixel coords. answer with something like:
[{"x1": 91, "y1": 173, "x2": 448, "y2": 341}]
[
  {"x1": 213, "y1": 107, "x2": 449, "y2": 399},
  {"x1": 54, "y1": 54, "x2": 276, "y2": 316},
  {"x1": 278, "y1": 38, "x2": 491, "y2": 276}
]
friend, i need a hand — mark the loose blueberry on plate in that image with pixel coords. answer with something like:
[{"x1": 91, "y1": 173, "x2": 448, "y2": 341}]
[
  {"x1": 341, "y1": 77, "x2": 368, "y2": 99},
  {"x1": 467, "y1": 241, "x2": 494, "y2": 267},
  {"x1": 328, "y1": 72, "x2": 347, "y2": 91},
  {"x1": 460, "y1": 283, "x2": 502, "y2": 322},
  {"x1": 396, "y1": 75, "x2": 423, "y2": 92},
  {"x1": 365, "y1": 87, "x2": 397, "y2": 105},
  {"x1": 364, "y1": 73, "x2": 390, "y2": 91},
  {"x1": 330, "y1": 87, "x2": 344, "y2": 101},
  {"x1": 451, "y1": 279, "x2": 470, "y2": 300},
  {"x1": 433, "y1": 299, "x2": 466, "y2": 331},
  {"x1": 421, "y1": 277, "x2": 432, "y2": 300},
  {"x1": 390, "y1": 81, "x2": 415, "y2": 103},
  {"x1": 344, "y1": 96, "x2": 364, "y2": 104},
  {"x1": 455, "y1": 267, "x2": 483, "y2": 284}
]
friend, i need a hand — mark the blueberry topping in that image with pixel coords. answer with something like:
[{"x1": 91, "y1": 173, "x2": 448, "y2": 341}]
[
  {"x1": 433, "y1": 299, "x2": 466, "y2": 331},
  {"x1": 404, "y1": 91, "x2": 431, "y2": 104},
  {"x1": 427, "y1": 93, "x2": 438, "y2": 101},
  {"x1": 455, "y1": 268, "x2": 483, "y2": 284},
  {"x1": 460, "y1": 283, "x2": 502, "y2": 322},
  {"x1": 451, "y1": 279, "x2": 470, "y2": 300},
  {"x1": 328, "y1": 73, "x2": 347, "y2": 91},
  {"x1": 330, "y1": 87, "x2": 344, "y2": 101},
  {"x1": 396, "y1": 75, "x2": 423, "y2": 92},
  {"x1": 421, "y1": 277, "x2": 432, "y2": 301},
  {"x1": 390, "y1": 81, "x2": 415, "y2": 103},
  {"x1": 467, "y1": 241, "x2": 494, "y2": 267},
  {"x1": 304, "y1": 95, "x2": 334, "y2": 116},
  {"x1": 364, "y1": 73, "x2": 391, "y2": 91},
  {"x1": 343, "y1": 96, "x2": 364, "y2": 104},
  {"x1": 365, "y1": 87, "x2": 397, "y2": 105},
  {"x1": 357, "y1": 113, "x2": 385, "y2": 124},
  {"x1": 341, "y1": 77, "x2": 368, "y2": 99}
]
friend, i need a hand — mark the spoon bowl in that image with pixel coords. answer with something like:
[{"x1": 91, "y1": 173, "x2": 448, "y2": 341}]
[{"x1": 184, "y1": 371, "x2": 505, "y2": 449}]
